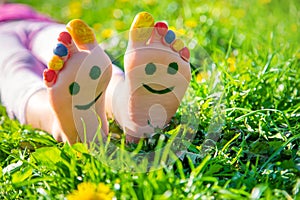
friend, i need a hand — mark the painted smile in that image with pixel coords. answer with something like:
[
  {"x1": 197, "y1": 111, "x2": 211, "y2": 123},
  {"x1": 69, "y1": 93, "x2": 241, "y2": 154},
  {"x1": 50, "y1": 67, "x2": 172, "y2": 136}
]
[
  {"x1": 142, "y1": 84, "x2": 174, "y2": 94},
  {"x1": 74, "y1": 92, "x2": 102, "y2": 110}
]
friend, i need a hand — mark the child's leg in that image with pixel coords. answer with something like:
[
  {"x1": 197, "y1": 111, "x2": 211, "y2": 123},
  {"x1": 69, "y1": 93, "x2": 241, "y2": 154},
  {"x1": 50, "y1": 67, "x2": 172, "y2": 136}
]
[
  {"x1": 0, "y1": 20, "x2": 70, "y2": 141},
  {"x1": 0, "y1": 31, "x2": 57, "y2": 136}
]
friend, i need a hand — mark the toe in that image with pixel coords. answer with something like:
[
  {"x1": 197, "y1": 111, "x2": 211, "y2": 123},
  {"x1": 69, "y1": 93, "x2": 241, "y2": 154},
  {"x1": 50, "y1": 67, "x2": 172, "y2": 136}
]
[
  {"x1": 43, "y1": 69, "x2": 57, "y2": 87},
  {"x1": 66, "y1": 19, "x2": 97, "y2": 50},
  {"x1": 45, "y1": 31, "x2": 79, "y2": 86},
  {"x1": 129, "y1": 12, "x2": 154, "y2": 47},
  {"x1": 171, "y1": 38, "x2": 184, "y2": 52},
  {"x1": 179, "y1": 47, "x2": 190, "y2": 62},
  {"x1": 47, "y1": 32, "x2": 78, "y2": 71},
  {"x1": 149, "y1": 21, "x2": 168, "y2": 43},
  {"x1": 48, "y1": 55, "x2": 65, "y2": 71},
  {"x1": 163, "y1": 29, "x2": 176, "y2": 45}
]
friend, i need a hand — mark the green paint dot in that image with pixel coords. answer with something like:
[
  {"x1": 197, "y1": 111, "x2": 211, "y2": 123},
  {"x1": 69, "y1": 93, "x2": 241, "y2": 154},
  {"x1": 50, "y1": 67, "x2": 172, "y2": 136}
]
[
  {"x1": 69, "y1": 82, "x2": 80, "y2": 95},
  {"x1": 168, "y1": 62, "x2": 178, "y2": 75},
  {"x1": 145, "y1": 63, "x2": 156, "y2": 75},
  {"x1": 89, "y1": 65, "x2": 101, "y2": 80}
]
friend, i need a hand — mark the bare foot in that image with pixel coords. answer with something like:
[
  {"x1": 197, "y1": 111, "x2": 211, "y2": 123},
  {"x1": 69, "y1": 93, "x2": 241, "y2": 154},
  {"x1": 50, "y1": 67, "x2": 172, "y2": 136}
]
[
  {"x1": 107, "y1": 12, "x2": 191, "y2": 142},
  {"x1": 43, "y1": 19, "x2": 112, "y2": 144}
]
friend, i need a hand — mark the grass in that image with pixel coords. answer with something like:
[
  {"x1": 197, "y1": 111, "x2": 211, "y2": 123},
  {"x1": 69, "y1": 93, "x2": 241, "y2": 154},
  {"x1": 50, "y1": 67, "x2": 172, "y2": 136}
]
[{"x1": 1, "y1": 0, "x2": 300, "y2": 199}]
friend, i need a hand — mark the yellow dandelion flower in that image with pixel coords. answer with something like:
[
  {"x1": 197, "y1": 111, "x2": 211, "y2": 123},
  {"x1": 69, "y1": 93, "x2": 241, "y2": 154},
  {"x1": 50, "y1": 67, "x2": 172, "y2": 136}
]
[
  {"x1": 93, "y1": 23, "x2": 103, "y2": 32},
  {"x1": 144, "y1": 0, "x2": 157, "y2": 5},
  {"x1": 68, "y1": 1, "x2": 82, "y2": 19},
  {"x1": 67, "y1": 182, "x2": 114, "y2": 200},
  {"x1": 168, "y1": 25, "x2": 177, "y2": 32},
  {"x1": 235, "y1": 9, "x2": 245, "y2": 18},
  {"x1": 227, "y1": 57, "x2": 236, "y2": 72},
  {"x1": 196, "y1": 71, "x2": 209, "y2": 83},
  {"x1": 101, "y1": 29, "x2": 114, "y2": 39},
  {"x1": 291, "y1": 24, "x2": 297, "y2": 32},
  {"x1": 176, "y1": 28, "x2": 186, "y2": 36},
  {"x1": 185, "y1": 19, "x2": 198, "y2": 28},
  {"x1": 169, "y1": 26, "x2": 186, "y2": 36},
  {"x1": 258, "y1": 0, "x2": 271, "y2": 4},
  {"x1": 296, "y1": 52, "x2": 300, "y2": 59},
  {"x1": 240, "y1": 74, "x2": 251, "y2": 82},
  {"x1": 114, "y1": 20, "x2": 126, "y2": 30}
]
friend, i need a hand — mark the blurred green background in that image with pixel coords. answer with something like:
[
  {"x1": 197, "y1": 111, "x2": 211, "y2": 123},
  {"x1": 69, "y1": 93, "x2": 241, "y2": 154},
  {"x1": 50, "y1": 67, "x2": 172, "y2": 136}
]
[
  {"x1": 1, "y1": 0, "x2": 299, "y2": 199},
  {"x1": 11, "y1": 0, "x2": 300, "y2": 53}
]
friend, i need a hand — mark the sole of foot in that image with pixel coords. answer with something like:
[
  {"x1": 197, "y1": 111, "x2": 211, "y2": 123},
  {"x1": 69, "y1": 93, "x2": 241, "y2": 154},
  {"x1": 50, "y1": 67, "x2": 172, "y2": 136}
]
[
  {"x1": 43, "y1": 19, "x2": 112, "y2": 144},
  {"x1": 108, "y1": 12, "x2": 191, "y2": 143}
]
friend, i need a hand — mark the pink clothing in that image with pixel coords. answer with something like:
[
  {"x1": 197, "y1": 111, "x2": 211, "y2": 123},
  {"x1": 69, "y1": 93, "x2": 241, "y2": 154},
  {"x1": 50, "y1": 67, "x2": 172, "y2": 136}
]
[
  {"x1": 0, "y1": 3, "x2": 62, "y2": 123},
  {"x1": 0, "y1": 3, "x2": 53, "y2": 22}
]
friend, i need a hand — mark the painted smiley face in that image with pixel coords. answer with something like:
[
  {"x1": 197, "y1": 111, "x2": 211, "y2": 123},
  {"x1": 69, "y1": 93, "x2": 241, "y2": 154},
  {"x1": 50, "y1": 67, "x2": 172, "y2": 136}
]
[
  {"x1": 69, "y1": 65, "x2": 102, "y2": 110},
  {"x1": 142, "y1": 62, "x2": 178, "y2": 94}
]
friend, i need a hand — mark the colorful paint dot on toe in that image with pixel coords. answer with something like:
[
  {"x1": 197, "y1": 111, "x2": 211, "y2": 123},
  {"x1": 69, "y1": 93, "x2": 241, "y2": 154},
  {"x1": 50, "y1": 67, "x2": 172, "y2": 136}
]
[
  {"x1": 43, "y1": 69, "x2": 57, "y2": 83},
  {"x1": 53, "y1": 43, "x2": 68, "y2": 57},
  {"x1": 172, "y1": 39, "x2": 184, "y2": 52},
  {"x1": 58, "y1": 32, "x2": 72, "y2": 45},
  {"x1": 154, "y1": 22, "x2": 168, "y2": 36},
  {"x1": 48, "y1": 55, "x2": 64, "y2": 70},
  {"x1": 67, "y1": 19, "x2": 96, "y2": 45},
  {"x1": 132, "y1": 12, "x2": 154, "y2": 29},
  {"x1": 164, "y1": 30, "x2": 176, "y2": 44},
  {"x1": 179, "y1": 47, "x2": 190, "y2": 62},
  {"x1": 131, "y1": 12, "x2": 154, "y2": 42}
]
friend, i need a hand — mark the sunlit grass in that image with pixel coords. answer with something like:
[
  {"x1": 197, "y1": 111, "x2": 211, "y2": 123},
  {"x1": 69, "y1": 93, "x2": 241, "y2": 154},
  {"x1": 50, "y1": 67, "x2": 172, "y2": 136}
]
[{"x1": 1, "y1": 0, "x2": 300, "y2": 199}]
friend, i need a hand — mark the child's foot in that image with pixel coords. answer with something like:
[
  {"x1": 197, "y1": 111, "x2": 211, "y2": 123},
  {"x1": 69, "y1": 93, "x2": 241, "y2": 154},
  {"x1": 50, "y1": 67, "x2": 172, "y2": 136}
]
[
  {"x1": 43, "y1": 19, "x2": 112, "y2": 143},
  {"x1": 108, "y1": 12, "x2": 191, "y2": 142}
]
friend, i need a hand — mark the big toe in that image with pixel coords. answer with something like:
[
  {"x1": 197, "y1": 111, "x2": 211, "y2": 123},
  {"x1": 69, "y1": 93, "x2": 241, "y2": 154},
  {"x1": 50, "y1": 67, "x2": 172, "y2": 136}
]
[
  {"x1": 128, "y1": 12, "x2": 155, "y2": 47},
  {"x1": 66, "y1": 19, "x2": 98, "y2": 50}
]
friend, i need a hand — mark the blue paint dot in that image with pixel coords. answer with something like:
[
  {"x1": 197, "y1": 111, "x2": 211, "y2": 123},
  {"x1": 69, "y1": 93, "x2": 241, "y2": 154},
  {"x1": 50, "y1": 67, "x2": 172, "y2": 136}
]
[
  {"x1": 164, "y1": 30, "x2": 176, "y2": 44},
  {"x1": 53, "y1": 43, "x2": 68, "y2": 57}
]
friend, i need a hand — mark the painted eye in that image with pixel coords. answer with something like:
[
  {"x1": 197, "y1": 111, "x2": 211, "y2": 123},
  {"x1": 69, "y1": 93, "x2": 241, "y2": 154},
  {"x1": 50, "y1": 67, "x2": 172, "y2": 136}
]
[
  {"x1": 168, "y1": 62, "x2": 178, "y2": 75},
  {"x1": 89, "y1": 65, "x2": 101, "y2": 80},
  {"x1": 145, "y1": 63, "x2": 156, "y2": 75},
  {"x1": 69, "y1": 82, "x2": 80, "y2": 95}
]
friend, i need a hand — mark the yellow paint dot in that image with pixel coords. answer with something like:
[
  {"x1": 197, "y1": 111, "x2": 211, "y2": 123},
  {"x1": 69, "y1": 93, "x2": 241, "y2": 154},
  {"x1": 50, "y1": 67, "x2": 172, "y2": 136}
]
[
  {"x1": 48, "y1": 55, "x2": 64, "y2": 70},
  {"x1": 172, "y1": 39, "x2": 184, "y2": 52},
  {"x1": 132, "y1": 12, "x2": 154, "y2": 29},
  {"x1": 67, "y1": 19, "x2": 95, "y2": 45},
  {"x1": 131, "y1": 12, "x2": 154, "y2": 42}
]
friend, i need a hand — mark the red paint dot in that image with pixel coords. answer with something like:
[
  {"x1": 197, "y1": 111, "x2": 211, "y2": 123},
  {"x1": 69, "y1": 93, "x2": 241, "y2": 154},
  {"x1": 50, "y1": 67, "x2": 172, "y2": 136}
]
[
  {"x1": 43, "y1": 69, "x2": 57, "y2": 83},
  {"x1": 179, "y1": 47, "x2": 190, "y2": 62},
  {"x1": 58, "y1": 32, "x2": 72, "y2": 45},
  {"x1": 155, "y1": 22, "x2": 168, "y2": 36}
]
